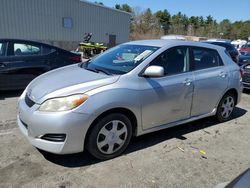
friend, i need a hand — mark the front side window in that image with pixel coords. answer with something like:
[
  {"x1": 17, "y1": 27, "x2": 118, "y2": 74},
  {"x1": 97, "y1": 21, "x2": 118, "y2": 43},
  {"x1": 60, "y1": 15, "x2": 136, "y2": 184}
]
[
  {"x1": 83, "y1": 44, "x2": 159, "y2": 75},
  {"x1": 149, "y1": 46, "x2": 189, "y2": 76},
  {"x1": 14, "y1": 43, "x2": 41, "y2": 56},
  {"x1": 192, "y1": 47, "x2": 222, "y2": 70}
]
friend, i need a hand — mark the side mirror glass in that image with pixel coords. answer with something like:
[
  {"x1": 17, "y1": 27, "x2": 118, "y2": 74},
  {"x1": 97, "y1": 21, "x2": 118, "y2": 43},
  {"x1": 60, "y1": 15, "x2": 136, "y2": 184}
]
[{"x1": 143, "y1": 66, "x2": 164, "y2": 77}]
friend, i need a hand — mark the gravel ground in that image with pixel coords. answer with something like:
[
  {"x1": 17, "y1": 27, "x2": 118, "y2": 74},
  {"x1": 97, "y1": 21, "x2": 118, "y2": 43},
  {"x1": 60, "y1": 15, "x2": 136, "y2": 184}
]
[{"x1": 0, "y1": 90, "x2": 250, "y2": 188}]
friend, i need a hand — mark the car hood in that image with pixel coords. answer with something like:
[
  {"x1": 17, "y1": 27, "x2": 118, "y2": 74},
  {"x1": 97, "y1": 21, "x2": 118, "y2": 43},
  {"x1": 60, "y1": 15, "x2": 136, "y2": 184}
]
[{"x1": 26, "y1": 64, "x2": 120, "y2": 103}]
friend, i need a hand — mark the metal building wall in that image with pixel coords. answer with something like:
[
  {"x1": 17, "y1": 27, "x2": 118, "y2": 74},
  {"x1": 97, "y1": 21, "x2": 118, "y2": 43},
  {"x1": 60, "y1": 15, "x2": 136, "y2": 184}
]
[{"x1": 0, "y1": 0, "x2": 130, "y2": 49}]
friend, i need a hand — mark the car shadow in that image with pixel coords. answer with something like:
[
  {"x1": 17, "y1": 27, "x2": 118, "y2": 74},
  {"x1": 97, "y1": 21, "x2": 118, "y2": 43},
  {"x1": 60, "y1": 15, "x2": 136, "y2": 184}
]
[
  {"x1": 243, "y1": 89, "x2": 250, "y2": 94},
  {"x1": 0, "y1": 90, "x2": 23, "y2": 100},
  {"x1": 40, "y1": 107, "x2": 247, "y2": 168}
]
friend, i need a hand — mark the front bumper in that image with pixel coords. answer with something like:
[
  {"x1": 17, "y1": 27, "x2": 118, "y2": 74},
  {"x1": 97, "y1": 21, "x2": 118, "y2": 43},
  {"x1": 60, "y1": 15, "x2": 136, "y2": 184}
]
[{"x1": 17, "y1": 93, "x2": 95, "y2": 154}]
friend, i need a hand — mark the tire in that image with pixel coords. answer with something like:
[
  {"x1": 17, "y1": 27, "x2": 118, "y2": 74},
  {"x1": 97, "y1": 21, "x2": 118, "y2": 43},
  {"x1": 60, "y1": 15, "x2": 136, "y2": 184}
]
[
  {"x1": 215, "y1": 92, "x2": 236, "y2": 122},
  {"x1": 86, "y1": 113, "x2": 132, "y2": 160}
]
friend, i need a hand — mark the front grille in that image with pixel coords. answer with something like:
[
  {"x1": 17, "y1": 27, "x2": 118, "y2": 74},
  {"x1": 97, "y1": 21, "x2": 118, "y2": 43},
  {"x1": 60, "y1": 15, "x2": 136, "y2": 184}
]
[
  {"x1": 243, "y1": 73, "x2": 250, "y2": 83},
  {"x1": 41, "y1": 134, "x2": 66, "y2": 142},
  {"x1": 25, "y1": 94, "x2": 35, "y2": 107}
]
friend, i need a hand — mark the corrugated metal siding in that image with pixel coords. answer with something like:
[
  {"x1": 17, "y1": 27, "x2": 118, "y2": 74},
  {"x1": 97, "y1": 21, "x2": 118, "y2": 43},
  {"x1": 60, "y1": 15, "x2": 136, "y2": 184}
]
[{"x1": 0, "y1": 0, "x2": 130, "y2": 44}]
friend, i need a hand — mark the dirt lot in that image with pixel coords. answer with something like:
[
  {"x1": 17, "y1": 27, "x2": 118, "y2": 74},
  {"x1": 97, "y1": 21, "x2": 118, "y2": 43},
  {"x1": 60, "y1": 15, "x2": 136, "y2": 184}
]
[{"x1": 0, "y1": 90, "x2": 250, "y2": 188}]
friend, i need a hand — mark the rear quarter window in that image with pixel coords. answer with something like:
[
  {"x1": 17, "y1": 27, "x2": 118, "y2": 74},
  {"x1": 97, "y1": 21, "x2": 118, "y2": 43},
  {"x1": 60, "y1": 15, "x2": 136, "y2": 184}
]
[{"x1": 224, "y1": 50, "x2": 232, "y2": 58}]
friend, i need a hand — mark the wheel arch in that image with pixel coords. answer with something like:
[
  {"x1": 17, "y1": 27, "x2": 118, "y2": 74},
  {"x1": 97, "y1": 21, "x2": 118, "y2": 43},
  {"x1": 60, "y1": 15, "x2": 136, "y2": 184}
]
[
  {"x1": 224, "y1": 88, "x2": 238, "y2": 104},
  {"x1": 84, "y1": 107, "x2": 138, "y2": 147}
]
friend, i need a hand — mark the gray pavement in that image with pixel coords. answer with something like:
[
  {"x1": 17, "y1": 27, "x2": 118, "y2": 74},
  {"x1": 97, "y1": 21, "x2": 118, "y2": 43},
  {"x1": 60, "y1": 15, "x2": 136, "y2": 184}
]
[{"x1": 0, "y1": 90, "x2": 250, "y2": 188}]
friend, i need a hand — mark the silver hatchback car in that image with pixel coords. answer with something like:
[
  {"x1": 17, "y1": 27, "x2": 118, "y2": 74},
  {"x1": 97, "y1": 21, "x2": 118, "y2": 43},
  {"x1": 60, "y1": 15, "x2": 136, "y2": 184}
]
[{"x1": 18, "y1": 40, "x2": 243, "y2": 160}]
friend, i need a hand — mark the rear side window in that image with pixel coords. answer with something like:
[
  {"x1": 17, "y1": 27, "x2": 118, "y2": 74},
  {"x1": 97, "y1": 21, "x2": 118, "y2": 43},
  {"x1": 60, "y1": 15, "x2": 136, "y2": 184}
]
[
  {"x1": 14, "y1": 43, "x2": 41, "y2": 56},
  {"x1": 0, "y1": 42, "x2": 7, "y2": 57},
  {"x1": 42, "y1": 46, "x2": 56, "y2": 55},
  {"x1": 150, "y1": 46, "x2": 190, "y2": 76},
  {"x1": 192, "y1": 47, "x2": 223, "y2": 70}
]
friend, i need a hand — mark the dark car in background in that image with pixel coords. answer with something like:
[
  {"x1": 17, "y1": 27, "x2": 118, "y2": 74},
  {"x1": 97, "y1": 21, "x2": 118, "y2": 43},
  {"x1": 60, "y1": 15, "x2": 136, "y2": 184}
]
[
  {"x1": 242, "y1": 63, "x2": 250, "y2": 90},
  {"x1": 239, "y1": 52, "x2": 250, "y2": 66},
  {"x1": 204, "y1": 41, "x2": 239, "y2": 63},
  {"x1": 0, "y1": 39, "x2": 81, "y2": 90}
]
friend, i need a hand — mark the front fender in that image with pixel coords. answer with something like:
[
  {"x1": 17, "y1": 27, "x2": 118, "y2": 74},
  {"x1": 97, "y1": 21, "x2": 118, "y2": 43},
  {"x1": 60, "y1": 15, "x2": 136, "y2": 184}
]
[{"x1": 74, "y1": 87, "x2": 142, "y2": 130}]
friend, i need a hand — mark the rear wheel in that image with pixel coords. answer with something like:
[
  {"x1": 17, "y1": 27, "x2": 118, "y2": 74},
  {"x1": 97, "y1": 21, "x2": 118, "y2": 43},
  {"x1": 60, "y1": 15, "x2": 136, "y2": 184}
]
[
  {"x1": 215, "y1": 92, "x2": 236, "y2": 122},
  {"x1": 86, "y1": 113, "x2": 132, "y2": 160}
]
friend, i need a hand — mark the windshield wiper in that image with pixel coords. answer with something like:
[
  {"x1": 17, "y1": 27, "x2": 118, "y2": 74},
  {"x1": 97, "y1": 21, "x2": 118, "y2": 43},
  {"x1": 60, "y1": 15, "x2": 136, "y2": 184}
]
[
  {"x1": 84, "y1": 66, "x2": 112, "y2": 75},
  {"x1": 80, "y1": 59, "x2": 91, "y2": 68},
  {"x1": 85, "y1": 67, "x2": 98, "y2": 73},
  {"x1": 80, "y1": 60, "x2": 112, "y2": 75},
  {"x1": 94, "y1": 68, "x2": 112, "y2": 75}
]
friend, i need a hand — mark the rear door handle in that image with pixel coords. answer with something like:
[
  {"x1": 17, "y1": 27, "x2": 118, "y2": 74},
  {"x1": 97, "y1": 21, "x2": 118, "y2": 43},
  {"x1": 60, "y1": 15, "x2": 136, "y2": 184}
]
[
  {"x1": 183, "y1": 78, "x2": 192, "y2": 86},
  {"x1": 219, "y1": 71, "x2": 227, "y2": 78}
]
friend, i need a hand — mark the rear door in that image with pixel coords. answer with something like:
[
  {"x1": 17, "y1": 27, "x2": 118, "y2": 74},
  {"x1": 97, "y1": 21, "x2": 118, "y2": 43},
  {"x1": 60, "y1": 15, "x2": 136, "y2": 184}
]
[{"x1": 190, "y1": 46, "x2": 229, "y2": 116}]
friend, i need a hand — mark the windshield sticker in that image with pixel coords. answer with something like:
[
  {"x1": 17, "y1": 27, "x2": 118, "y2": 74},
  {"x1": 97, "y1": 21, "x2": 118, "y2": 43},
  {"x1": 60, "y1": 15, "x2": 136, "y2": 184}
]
[{"x1": 134, "y1": 50, "x2": 153, "y2": 61}]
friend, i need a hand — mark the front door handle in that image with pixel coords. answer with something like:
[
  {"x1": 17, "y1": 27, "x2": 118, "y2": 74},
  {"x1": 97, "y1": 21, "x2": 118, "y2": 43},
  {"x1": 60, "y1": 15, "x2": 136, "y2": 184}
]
[
  {"x1": 183, "y1": 78, "x2": 192, "y2": 86},
  {"x1": 219, "y1": 71, "x2": 227, "y2": 78}
]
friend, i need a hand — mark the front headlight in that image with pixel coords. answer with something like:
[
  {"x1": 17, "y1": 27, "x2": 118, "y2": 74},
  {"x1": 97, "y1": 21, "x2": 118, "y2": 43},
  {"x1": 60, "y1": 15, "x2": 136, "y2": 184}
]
[{"x1": 39, "y1": 94, "x2": 88, "y2": 112}]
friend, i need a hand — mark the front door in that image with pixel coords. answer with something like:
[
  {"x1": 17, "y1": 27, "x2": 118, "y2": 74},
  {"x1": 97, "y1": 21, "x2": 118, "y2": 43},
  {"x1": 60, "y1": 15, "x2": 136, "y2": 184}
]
[
  {"x1": 0, "y1": 41, "x2": 10, "y2": 90},
  {"x1": 2, "y1": 41, "x2": 46, "y2": 89},
  {"x1": 140, "y1": 46, "x2": 194, "y2": 130}
]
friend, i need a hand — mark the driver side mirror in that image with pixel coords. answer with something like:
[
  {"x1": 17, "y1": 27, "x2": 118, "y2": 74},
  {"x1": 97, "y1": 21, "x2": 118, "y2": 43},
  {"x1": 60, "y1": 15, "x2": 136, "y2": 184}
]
[{"x1": 143, "y1": 66, "x2": 164, "y2": 77}]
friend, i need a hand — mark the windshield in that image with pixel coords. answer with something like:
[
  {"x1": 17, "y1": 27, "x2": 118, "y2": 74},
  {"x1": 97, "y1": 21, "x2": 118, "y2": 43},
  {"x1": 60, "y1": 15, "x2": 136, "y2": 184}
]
[
  {"x1": 83, "y1": 44, "x2": 159, "y2": 75},
  {"x1": 242, "y1": 42, "x2": 250, "y2": 48}
]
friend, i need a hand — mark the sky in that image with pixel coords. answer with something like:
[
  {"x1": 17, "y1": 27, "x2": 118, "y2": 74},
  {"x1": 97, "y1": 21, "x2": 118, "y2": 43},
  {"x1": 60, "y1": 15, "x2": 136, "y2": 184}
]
[{"x1": 88, "y1": 0, "x2": 250, "y2": 22}]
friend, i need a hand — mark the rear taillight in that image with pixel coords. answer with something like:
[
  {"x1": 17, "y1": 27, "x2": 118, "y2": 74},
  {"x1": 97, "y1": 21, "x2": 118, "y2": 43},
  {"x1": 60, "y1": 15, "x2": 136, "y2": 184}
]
[
  {"x1": 240, "y1": 68, "x2": 244, "y2": 78},
  {"x1": 69, "y1": 56, "x2": 81, "y2": 63}
]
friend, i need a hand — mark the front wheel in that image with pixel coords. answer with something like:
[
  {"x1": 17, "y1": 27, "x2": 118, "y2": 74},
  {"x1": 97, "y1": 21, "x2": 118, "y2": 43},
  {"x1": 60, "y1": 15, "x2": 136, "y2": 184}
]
[
  {"x1": 86, "y1": 113, "x2": 132, "y2": 160},
  {"x1": 215, "y1": 92, "x2": 236, "y2": 122}
]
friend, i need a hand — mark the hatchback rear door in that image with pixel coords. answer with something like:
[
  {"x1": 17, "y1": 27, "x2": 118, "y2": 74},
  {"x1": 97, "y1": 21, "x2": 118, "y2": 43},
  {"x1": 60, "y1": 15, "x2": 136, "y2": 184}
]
[{"x1": 190, "y1": 46, "x2": 229, "y2": 116}]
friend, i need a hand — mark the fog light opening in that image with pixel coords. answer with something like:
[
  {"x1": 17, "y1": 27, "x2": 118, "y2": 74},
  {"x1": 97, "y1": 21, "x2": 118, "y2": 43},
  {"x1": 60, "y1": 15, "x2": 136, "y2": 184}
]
[{"x1": 41, "y1": 134, "x2": 66, "y2": 142}]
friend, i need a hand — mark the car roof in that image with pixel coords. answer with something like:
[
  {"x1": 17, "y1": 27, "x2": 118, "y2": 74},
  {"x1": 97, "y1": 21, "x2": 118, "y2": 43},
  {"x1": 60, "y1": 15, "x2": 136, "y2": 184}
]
[
  {"x1": 125, "y1": 39, "x2": 225, "y2": 50},
  {"x1": 0, "y1": 38, "x2": 64, "y2": 51},
  {"x1": 205, "y1": 41, "x2": 233, "y2": 46}
]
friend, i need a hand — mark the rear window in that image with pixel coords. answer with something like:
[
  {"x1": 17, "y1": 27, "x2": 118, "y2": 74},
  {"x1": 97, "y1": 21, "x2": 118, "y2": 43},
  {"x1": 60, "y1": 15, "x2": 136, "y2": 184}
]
[
  {"x1": 192, "y1": 47, "x2": 223, "y2": 70},
  {"x1": 14, "y1": 43, "x2": 41, "y2": 56}
]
